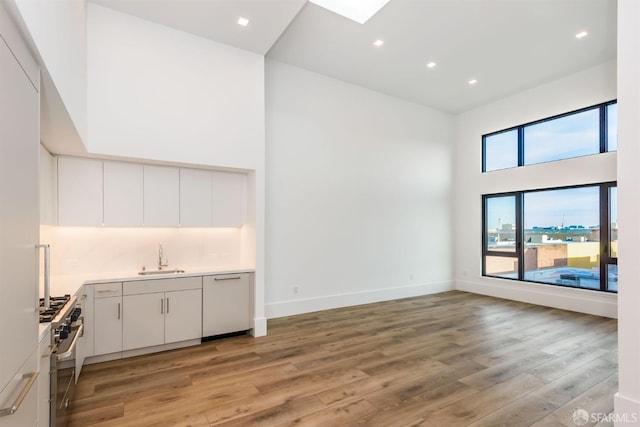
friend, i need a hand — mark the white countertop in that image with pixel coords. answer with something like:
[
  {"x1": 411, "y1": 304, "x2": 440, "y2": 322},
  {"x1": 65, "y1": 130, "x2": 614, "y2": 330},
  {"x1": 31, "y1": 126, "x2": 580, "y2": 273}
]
[{"x1": 49, "y1": 266, "x2": 255, "y2": 296}]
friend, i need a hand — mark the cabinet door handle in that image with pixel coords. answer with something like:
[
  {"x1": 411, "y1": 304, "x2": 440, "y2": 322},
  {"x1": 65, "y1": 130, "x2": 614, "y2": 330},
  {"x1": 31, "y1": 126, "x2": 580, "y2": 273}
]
[
  {"x1": 117, "y1": 303, "x2": 121, "y2": 320},
  {"x1": 0, "y1": 372, "x2": 39, "y2": 417},
  {"x1": 166, "y1": 297, "x2": 170, "y2": 314},
  {"x1": 214, "y1": 276, "x2": 241, "y2": 281},
  {"x1": 160, "y1": 298, "x2": 164, "y2": 314}
]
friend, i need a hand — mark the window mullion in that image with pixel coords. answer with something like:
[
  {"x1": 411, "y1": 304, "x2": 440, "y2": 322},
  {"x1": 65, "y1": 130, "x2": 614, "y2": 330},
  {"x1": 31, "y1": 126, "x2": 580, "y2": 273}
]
[
  {"x1": 517, "y1": 127, "x2": 524, "y2": 167},
  {"x1": 516, "y1": 192, "x2": 524, "y2": 280},
  {"x1": 600, "y1": 105, "x2": 607, "y2": 153},
  {"x1": 599, "y1": 185, "x2": 608, "y2": 291}
]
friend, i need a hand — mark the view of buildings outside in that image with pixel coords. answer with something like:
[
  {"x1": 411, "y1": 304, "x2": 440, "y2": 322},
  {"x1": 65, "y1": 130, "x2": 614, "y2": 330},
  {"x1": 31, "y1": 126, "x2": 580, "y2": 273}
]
[{"x1": 485, "y1": 187, "x2": 618, "y2": 291}]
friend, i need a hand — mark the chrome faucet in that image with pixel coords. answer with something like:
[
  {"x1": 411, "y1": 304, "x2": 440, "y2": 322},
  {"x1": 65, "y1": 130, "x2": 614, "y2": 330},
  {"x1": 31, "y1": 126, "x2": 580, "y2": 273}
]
[{"x1": 158, "y1": 243, "x2": 169, "y2": 269}]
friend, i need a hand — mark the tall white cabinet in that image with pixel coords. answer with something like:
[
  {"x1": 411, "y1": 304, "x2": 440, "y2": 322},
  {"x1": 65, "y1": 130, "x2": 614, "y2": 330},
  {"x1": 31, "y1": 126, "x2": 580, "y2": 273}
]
[{"x1": 0, "y1": 5, "x2": 40, "y2": 426}]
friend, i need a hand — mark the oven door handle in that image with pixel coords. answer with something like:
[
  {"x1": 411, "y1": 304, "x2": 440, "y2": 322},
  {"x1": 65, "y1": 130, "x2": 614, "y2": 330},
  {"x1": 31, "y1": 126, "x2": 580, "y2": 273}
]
[
  {"x1": 0, "y1": 372, "x2": 39, "y2": 417},
  {"x1": 56, "y1": 324, "x2": 83, "y2": 362},
  {"x1": 42, "y1": 343, "x2": 59, "y2": 359}
]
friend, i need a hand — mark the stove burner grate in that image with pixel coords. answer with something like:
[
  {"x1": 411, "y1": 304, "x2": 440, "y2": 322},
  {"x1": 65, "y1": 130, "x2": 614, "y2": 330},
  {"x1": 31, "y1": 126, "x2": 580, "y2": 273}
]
[{"x1": 39, "y1": 294, "x2": 71, "y2": 323}]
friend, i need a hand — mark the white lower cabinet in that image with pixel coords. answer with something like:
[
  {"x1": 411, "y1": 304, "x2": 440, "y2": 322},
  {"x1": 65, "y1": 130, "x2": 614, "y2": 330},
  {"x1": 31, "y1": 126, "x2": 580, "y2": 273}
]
[
  {"x1": 93, "y1": 282, "x2": 123, "y2": 356},
  {"x1": 122, "y1": 277, "x2": 202, "y2": 351},
  {"x1": 165, "y1": 289, "x2": 203, "y2": 344},
  {"x1": 203, "y1": 274, "x2": 251, "y2": 337},
  {"x1": 86, "y1": 273, "x2": 255, "y2": 361},
  {"x1": 122, "y1": 293, "x2": 164, "y2": 350}
]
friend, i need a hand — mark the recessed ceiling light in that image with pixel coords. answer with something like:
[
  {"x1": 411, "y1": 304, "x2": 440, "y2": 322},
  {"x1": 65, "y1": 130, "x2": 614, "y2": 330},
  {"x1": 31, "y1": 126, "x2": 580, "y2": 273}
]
[
  {"x1": 310, "y1": 0, "x2": 392, "y2": 24},
  {"x1": 373, "y1": 39, "x2": 384, "y2": 47},
  {"x1": 426, "y1": 62, "x2": 436, "y2": 69},
  {"x1": 575, "y1": 31, "x2": 588, "y2": 39},
  {"x1": 237, "y1": 17, "x2": 249, "y2": 27},
  {"x1": 468, "y1": 79, "x2": 478, "y2": 85}
]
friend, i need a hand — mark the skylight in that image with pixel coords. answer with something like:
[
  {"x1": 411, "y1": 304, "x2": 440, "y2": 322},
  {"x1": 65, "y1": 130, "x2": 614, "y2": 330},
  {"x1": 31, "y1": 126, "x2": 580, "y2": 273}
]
[{"x1": 309, "y1": 0, "x2": 392, "y2": 24}]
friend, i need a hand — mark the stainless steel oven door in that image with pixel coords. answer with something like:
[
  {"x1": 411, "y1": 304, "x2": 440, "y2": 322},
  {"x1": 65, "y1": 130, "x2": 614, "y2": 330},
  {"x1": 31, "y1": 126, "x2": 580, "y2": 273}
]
[{"x1": 51, "y1": 323, "x2": 83, "y2": 427}]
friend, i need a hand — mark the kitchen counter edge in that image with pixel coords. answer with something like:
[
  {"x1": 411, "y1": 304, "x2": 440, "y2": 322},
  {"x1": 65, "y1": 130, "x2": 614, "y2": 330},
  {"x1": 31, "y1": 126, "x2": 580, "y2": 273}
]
[{"x1": 81, "y1": 267, "x2": 256, "y2": 285}]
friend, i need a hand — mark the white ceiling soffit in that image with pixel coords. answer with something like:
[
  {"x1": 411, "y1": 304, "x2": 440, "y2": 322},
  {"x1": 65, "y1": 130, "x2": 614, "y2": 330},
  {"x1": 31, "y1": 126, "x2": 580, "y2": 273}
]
[
  {"x1": 267, "y1": 0, "x2": 617, "y2": 113},
  {"x1": 89, "y1": 0, "x2": 307, "y2": 55}
]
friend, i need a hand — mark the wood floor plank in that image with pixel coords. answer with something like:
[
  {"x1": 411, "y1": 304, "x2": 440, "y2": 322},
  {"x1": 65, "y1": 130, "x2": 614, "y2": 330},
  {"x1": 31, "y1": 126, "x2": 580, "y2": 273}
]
[
  {"x1": 356, "y1": 380, "x2": 478, "y2": 426},
  {"x1": 530, "y1": 374, "x2": 618, "y2": 427},
  {"x1": 468, "y1": 394, "x2": 558, "y2": 426},
  {"x1": 209, "y1": 395, "x2": 326, "y2": 426},
  {"x1": 426, "y1": 373, "x2": 547, "y2": 426},
  {"x1": 69, "y1": 291, "x2": 617, "y2": 426},
  {"x1": 531, "y1": 355, "x2": 618, "y2": 407},
  {"x1": 459, "y1": 350, "x2": 556, "y2": 390},
  {"x1": 529, "y1": 345, "x2": 609, "y2": 382},
  {"x1": 283, "y1": 398, "x2": 378, "y2": 426}
]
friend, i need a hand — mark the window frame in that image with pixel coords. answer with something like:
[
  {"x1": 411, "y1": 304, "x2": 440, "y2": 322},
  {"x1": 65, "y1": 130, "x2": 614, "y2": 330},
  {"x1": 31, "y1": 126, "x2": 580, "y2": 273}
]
[
  {"x1": 482, "y1": 100, "x2": 617, "y2": 172},
  {"x1": 482, "y1": 182, "x2": 618, "y2": 293}
]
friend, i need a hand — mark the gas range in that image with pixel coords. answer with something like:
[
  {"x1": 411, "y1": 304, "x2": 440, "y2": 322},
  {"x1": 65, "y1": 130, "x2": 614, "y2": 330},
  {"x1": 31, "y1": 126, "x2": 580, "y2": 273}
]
[
  {"x1": 40, "y1": 294, "x2": 84, "y2": 427},
  {"x1": 39, "y1": 295, "x2": 74, "y2": 324}
]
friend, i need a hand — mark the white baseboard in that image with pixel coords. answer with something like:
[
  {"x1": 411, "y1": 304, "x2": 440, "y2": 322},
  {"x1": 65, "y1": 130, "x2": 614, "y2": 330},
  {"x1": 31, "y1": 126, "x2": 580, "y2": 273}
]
[
  {"x1": 265, "y1": 281, "x2": 454, "y2": 319},
  {"x1": 614, "y1": 393, "x2": 640, "y2": 425},
  {"x1": 456, "y1": 278, "x2": 617, "y2": 318}
]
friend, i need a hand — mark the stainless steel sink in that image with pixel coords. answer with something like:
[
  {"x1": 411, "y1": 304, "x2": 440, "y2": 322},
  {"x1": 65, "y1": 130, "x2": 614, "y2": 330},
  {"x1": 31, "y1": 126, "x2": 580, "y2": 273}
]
[{"x1": 138, "y1": 268, "x2": 186, "y2": 276}]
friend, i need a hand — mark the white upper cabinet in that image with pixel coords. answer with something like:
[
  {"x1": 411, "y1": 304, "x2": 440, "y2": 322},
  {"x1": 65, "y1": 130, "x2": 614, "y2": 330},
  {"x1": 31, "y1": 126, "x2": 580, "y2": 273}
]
[
  {"x1": 103, "y1": 161, "x2": 143, "y2": 226},
  {"x1": 143, "y1": 165, "x2": 179, "y2": 226},
  {"x1": 212, "y1": 171, "x2": 247, "y2": 227},
  {"x1": 179, "y1": 168, "x2": 212, "y2": 226},
  {"x1": 55, "y1": 157, "x2": 247, "y2": 227},
  {"x1": 57, "y1": 157, "x2": 103, "y2": 226}
]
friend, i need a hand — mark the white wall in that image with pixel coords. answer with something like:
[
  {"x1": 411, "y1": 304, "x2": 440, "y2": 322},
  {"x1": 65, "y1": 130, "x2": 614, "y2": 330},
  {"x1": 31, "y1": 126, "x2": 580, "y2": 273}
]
[
  {"x1": 454, "y1": 60, "x2": 618, "y2": 318},
  {"x1": 614, "y1": 0, "x2": 640, "y2": 421},
  {"x1": 87, "y1": 3, "x2": 264, "y2": 170},
  {"x1": 14, "y1": 0, "x2": 87, "y2": 145},
  {"x1": 265, "y1": 60, "x2": 455, "y2": 318}
]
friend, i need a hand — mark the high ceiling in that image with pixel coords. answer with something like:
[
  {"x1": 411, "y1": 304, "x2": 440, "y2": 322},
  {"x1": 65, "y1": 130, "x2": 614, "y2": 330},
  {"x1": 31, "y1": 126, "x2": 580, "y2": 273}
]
[{"x1": 89, "y1": 0, "x2": 617, "y2": 113}]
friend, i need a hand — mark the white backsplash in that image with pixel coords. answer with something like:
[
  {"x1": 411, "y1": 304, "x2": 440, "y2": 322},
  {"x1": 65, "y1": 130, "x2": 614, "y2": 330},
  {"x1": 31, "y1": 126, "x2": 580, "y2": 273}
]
[{"x1": 40, "y1": 225, "x2": 244, "y2": 277}]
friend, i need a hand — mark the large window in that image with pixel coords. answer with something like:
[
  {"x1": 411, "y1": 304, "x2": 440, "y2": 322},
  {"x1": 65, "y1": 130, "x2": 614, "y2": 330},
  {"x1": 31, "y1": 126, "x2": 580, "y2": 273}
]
[
  {"x1": 483, "y1": 101, "x2": 617, "y2": 172},
  {"x1": 483, "y1": 183, "x2": 617, "y2": 292}
]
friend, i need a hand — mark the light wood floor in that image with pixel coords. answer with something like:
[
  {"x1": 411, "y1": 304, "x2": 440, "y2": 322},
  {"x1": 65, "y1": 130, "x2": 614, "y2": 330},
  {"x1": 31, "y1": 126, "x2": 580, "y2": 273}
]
[{"x1": 69, "y1": 291, "x2": 618, "y2": 426}]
